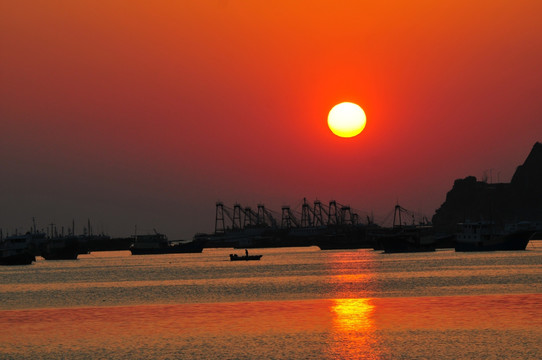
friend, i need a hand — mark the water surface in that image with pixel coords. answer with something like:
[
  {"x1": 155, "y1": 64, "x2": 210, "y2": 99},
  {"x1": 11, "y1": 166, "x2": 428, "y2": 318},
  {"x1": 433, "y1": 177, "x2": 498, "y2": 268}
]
[{"x1": 1, "y1": 243, "x2": 541, "y2": 359}]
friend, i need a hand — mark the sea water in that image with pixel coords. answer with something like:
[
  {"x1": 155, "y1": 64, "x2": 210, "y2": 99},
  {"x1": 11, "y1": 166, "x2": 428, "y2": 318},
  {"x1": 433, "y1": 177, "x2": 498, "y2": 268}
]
[{"x1": 0, "y1": 242, "x2": 541, "y2": 359}]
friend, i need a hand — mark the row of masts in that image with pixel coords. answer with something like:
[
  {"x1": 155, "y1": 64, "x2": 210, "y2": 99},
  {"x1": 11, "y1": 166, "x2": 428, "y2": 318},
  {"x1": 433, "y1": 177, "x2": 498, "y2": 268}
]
[
  {"x1": 391, "y1": 204, "x2": 431, "y2": 228},
  {"x1": 215, "y1": 198, "x2": 369, "y2": 234},
  {"x1": 1, "y1": 218, "x2": 99, "y2": 241}
]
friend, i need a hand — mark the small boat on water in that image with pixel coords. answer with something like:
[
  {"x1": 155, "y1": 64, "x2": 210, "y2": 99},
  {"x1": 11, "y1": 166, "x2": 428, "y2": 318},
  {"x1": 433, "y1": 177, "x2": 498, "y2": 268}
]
[
  {"x1": 130, "y1": 231, "x2": 204, "y2": 255},
  {"x1": 229, "y1": 253, "x2": 262, "y2": 261},
  {"x1": 454, "y1": 220, "x2": 538, "y2": 252}
]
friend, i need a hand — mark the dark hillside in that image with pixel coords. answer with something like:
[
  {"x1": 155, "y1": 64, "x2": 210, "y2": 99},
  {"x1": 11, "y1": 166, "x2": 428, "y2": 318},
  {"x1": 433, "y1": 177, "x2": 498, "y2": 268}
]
[{"x1": 433, "y1": 142, "x2": 542, "y2": 233}]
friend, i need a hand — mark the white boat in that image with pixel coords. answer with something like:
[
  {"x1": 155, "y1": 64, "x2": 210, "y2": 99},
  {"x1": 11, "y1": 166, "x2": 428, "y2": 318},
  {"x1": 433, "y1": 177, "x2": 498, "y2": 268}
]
[{"x1": 455, "y1": 221, "x2": 538, "y2": 252}]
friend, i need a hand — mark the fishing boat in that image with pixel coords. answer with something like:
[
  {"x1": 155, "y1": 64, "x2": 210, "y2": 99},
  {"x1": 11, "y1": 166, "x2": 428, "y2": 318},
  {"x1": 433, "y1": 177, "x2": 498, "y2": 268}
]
[
  {"x1": 372, "y1": 226, "x2": 436, "y2": 253},
  {"x1": 229, "y1": 253, "x2": 262, "y2": 261},
  {"x1": 0, "y1": 233, "x2": 38, "y2": 265},
  {"x1": 371, "y1": 205, "x2": 436, "y2": 253},
  {"x1": 40, "y1": 235, "x2": 81, "y2": 260},
  {"x1": 314, "y1": 223, "x2": 378, "y2": 250},
  {"x1": 39, "y1": 219, "x2": 105, "y2": 260},
  {"x1": 130, "y1": 231, "x2": 204, "y2": 255},
  {"x1": 454, "y1": 221, "x2": 537, "y2": 252}
]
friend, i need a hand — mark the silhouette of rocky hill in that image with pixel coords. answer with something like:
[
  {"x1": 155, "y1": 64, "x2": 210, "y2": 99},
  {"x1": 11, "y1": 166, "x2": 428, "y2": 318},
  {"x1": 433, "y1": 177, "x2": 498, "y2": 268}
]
[{"x1": 432, "y1": 142, "x2": 542, "y2": 233}]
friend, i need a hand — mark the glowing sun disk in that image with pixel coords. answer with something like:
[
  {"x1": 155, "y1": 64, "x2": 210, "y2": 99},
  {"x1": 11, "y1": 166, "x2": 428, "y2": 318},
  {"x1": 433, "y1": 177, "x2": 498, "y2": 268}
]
[{"x1": 328, "y1": 102, "x2": 366, "y2": 138}]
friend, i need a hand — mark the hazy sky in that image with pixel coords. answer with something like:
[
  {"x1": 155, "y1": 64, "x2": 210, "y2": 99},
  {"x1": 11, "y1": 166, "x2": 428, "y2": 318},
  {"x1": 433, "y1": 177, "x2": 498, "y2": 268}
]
[{"x1": 1, "y1": 1, "x2": 541, "y2": 239}]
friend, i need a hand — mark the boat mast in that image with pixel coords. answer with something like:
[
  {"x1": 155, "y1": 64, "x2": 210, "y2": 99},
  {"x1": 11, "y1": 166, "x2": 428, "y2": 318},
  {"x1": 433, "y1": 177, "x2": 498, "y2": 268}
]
[{"x1": 393, "y1": 204, "x2": 402, "y2": 228}]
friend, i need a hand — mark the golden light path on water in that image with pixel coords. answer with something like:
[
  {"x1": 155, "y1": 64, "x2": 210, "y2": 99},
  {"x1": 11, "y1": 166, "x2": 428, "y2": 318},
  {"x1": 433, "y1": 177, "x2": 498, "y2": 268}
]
[
  {"x1": 323, "y1": 248, "x2": 381, "y2": 358},
  {"x1": 330, "y1": 298, "x2": 380, "y2": 359}
]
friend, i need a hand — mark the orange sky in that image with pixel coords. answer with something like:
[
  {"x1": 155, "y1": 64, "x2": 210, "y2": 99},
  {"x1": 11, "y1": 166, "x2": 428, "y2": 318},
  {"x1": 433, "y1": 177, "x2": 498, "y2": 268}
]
[{"x1": 1, "y1": 1, "x2": 541, "y2": 238}]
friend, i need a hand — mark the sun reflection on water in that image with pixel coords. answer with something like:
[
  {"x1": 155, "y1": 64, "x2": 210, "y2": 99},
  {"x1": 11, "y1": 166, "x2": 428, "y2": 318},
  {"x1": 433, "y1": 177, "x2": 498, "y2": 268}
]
[
  {"x1": 323, "y1": 250, "x2": 383, "y2": 359},
  {"x1": 332, "y1": 298, "x2": 374, "y2": 331},
  {"x1": 329, "y1": 298, "x2": 382, "y2": 359}
]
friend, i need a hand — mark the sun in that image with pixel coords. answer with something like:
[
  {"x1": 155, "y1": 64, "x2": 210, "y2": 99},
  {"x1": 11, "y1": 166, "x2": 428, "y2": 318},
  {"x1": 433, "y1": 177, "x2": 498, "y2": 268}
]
[{"x1": 327, "y1": 102, "x2": 366, "y2": 138}]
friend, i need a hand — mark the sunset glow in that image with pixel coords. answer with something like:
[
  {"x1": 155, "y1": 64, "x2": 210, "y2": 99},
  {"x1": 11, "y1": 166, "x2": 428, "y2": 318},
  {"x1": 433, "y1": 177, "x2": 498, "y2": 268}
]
[{"x1": 0, "y1": 1, "x2": 541, "y2": 239}]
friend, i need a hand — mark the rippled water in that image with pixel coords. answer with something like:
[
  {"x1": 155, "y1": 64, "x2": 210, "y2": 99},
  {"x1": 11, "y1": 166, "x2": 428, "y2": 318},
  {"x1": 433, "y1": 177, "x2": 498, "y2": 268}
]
[{"x1": 1, "y1": 243, "x2": 541, "y2": 359}]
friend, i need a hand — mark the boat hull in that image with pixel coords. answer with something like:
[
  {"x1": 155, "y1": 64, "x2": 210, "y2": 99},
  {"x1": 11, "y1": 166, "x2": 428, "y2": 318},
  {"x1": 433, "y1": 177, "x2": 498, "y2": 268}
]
[
  {"x1": 0, "y1": 252, "x2": 35, "y2": 265},
  {"x1": 41, "y1": 239, "x2": 80, "y2": 260},
  {"x1": 371, "y1": 227, "x2": 436, "y2": 253},
  {"x1": 41, "y1": 249, "x2": 79, "y2": 260},
  {"x1": 229, "y1": 254, "x2": 262, "y2": 261},
  {"x1": 455, "y1": 230, "x2": 532, "y2": 252},
  {"x1": 381, "y1": 237, "x2": 436, "y2": 253},
  {"x1": 314, "y1": 227, "x2": 375, "y2": 250},
  {"x1": 130, "y1": 243, "x2": 204, "y2": 255}
]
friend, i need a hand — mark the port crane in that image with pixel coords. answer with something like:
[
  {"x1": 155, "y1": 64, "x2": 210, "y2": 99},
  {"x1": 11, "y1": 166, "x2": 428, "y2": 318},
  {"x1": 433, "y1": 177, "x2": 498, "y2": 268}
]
[{"x1": 214, "y1": 198, "x2": 366, "y2": 234}]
